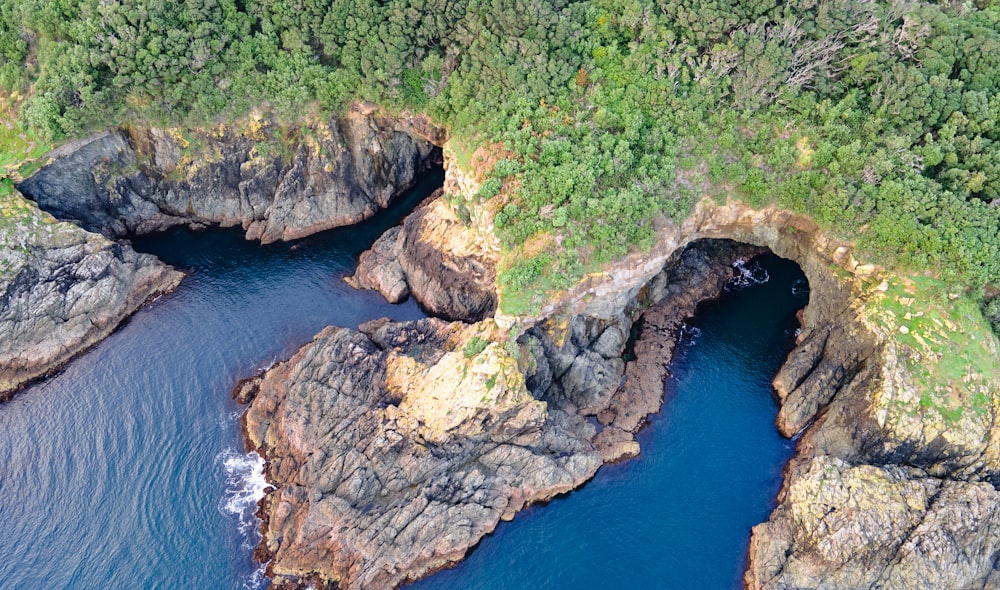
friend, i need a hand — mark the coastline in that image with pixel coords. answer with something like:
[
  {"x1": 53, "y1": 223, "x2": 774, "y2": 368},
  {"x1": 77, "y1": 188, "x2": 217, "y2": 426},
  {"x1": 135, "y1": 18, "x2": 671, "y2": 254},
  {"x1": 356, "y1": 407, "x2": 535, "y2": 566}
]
[{"x1": 4, "y1": 109, "x2": 998, "y2": 589}]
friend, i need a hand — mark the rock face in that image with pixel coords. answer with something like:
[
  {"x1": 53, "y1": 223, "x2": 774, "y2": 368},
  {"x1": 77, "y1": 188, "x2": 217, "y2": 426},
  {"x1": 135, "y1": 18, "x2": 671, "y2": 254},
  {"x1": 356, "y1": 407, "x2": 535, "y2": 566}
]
[
  {"x1": 348, "y1": 190, "x2": 498, "y2": 321},
  {"x1": 522, "y1": 239, "x2": 768, "y2": 463},
  {"x1": 17, "y1": 109, "x2": 441, "y2": 243},
  {"x1": 243, "y1": 234, "x2": 779, "y2": 588},
  {"x1": 0, "y1": 188, "x2": 182, "y2": 398},
  {"x1": 242, "y1": 319, "x2": 600, "y2": 590},
  {"x1": 748, "y1": 456, "x2": 1000, "y2": 590}
]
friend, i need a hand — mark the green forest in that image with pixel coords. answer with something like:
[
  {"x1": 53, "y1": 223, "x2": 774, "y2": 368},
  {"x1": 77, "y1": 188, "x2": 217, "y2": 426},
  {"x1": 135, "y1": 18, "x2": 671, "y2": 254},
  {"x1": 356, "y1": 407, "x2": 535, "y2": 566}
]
[{"x1": 2, "y1": 0, "x2": 999, "y2": 325}]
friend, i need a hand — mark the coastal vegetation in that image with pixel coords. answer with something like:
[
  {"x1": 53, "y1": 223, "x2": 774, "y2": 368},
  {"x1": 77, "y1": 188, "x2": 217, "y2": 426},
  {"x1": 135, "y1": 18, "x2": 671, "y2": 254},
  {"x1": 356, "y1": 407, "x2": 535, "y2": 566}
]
[{"x1": 0, "y1": 0, "x2": 998, "y2": 328}]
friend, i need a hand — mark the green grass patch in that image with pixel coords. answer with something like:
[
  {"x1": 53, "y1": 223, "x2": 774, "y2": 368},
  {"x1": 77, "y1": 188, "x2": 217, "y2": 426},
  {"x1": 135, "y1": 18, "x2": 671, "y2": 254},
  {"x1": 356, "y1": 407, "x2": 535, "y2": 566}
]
[
  {"x1": 0, "y1": 120, "x2": 51, "y2": 178},
  {"x1": 863, "y1": 275, "x2": 1000, "y2": 423},
  {"x1": 463, "y1": 336, "x2": 488, "y2": 358}
]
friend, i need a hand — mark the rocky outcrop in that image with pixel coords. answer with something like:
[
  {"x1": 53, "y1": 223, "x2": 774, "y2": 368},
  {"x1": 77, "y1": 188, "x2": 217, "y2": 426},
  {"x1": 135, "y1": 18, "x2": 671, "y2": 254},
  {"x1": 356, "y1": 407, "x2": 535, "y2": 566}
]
[
  {"x1": 17, "y1": 108, "x2": 441, "y2": 243},
  {"x1": 242, "y1": 318, "x2": 600, "y2": 590},
  {"x1": 0, "y1": 188, "x2": 182, "y2": 398},
  {"x1": 747, "y1": 456, "x2": 1000, "y2": 590},
  {"x1": 348, "y1": 190, "x2": 498, "y2": 322},
  {"x1": 243, "y1": 131, "x2": 1000, "y2": 590},
  {"x1": 522, "y1": 240, "x2": 768, "y2": 463},
  {"x1": 746, "y1": 272, "x2": 1000, "y2": 589}
]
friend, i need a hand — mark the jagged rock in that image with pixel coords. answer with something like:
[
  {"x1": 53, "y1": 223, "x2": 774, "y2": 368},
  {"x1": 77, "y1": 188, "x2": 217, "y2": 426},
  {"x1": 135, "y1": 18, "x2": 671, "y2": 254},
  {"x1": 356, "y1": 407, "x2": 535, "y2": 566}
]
[
  {"x1": 243, "y1": 319, "x2": 601, "y2": 590},
  {"x1": 0, "y1": 189, "x2": 182, "y2": 398},
  {"x1": 593, "y1": 426, "x2": 640, "y2": 462},
  {"x1": 18, "y1": 110, "x2": 441, "y2": 243},
  {"x1": 747, "y1": 456, "x2": 1000, "y2": 590},
  {"x1": 598, "y1": 240, "x2": 768, "y2": 433},
  {"x1": 348, "y1": 193, "x2": 497, "y2": 322}
]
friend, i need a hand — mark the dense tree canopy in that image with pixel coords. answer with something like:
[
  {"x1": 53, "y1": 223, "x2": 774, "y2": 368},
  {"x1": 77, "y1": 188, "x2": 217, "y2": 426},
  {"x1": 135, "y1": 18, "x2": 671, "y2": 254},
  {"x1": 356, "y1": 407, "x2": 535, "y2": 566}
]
[{"x1": 1, "y1": 0, "x2": 998, "y2": 320}]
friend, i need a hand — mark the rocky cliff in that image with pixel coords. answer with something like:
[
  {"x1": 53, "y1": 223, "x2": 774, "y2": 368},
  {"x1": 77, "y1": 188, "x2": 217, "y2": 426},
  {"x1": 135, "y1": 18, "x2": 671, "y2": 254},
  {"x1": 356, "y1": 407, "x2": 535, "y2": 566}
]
[
  {"x1": 335, "y1": 149, "x2": 1000, "y2": 589},
  {"x1": 241, "y1": 318, "x2": 601, "y2": 590},
  {"x1": 17, "y1": 107, "x2": 441, "y2": 243},
  {"x1": 0, "y1": 186, "x2": 182, "y2": 398}
]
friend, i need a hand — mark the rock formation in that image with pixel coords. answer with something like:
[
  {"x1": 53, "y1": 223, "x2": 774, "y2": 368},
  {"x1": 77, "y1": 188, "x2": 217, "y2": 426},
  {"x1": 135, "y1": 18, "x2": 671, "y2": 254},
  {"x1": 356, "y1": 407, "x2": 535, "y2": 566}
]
[
  {"x1": 338, "y1": 168, "x2": 1000, "y2": 589},
  {"x1": 0, "y1": 188, "x2": 182, "y2": 398},
  {"x1": 17, "y1": 108, "x2": 441, "y2": 243},
  {"x1": 7, "y1": 105, "x2": 996, "y2": 589},
  {"x1": 347, "y1": 191, "x2": 498, "y2": 321},
  {"x1": 241, "y1": 319, "x2": 601, "y2": 590}
]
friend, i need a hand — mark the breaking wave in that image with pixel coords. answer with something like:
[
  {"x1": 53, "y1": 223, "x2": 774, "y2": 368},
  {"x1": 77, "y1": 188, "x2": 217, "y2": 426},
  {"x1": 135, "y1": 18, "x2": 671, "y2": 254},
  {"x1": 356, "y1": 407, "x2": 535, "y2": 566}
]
[{"x1": 726, "y1": 258, "x2": 770, "y2": 291}]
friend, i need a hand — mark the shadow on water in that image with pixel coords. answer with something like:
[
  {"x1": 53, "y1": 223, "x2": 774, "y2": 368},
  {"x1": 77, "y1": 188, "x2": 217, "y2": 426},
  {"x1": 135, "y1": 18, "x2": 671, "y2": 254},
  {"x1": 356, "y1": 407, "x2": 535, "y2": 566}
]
[
  {"x1": 0, "y1": 170, "x2": 442, "y2": 590},
  {"x1": 131, "y1": 168, "x2": 444, "y2": 271},
  {"x1": 408, "y1": 252, "x2": 809, "y2": 590}
]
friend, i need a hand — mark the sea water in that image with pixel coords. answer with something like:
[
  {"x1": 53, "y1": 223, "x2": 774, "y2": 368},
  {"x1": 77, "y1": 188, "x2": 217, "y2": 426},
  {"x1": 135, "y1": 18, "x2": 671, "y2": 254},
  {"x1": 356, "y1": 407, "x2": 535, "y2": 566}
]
[
  {"x1": 407, "y1": 254, "x2": 808, "y2": 590},
  {"x1": 1, "y1": 176, "x2": 807, "y2": 589},
  {"x1": 0, "y1": 171, "x2": 440, "y2": 589}
]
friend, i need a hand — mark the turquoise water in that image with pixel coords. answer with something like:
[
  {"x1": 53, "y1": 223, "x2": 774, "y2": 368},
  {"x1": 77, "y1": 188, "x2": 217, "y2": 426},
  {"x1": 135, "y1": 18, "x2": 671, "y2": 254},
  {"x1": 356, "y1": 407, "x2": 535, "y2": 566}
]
[
  {"x1": 0, "y1": 172, "x2": 440, "y2": 589},
  {"x1": 1, "y1": 174, "x2": 807, "y2": 589},
  {"x1": 407, "y1": 254, "x2": 808, "y2": 590}
]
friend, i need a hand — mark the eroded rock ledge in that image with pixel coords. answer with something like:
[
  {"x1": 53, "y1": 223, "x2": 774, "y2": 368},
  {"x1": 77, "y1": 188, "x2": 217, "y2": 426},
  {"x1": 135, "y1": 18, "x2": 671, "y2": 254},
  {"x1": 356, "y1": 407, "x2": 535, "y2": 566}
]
[
  {"x1": 0, "y1": 189, "x2": 182, "y2": 398},
  {"x1": 254, "y1": 177, "x2": 1000, "y2": 589},
  {"x1": 17, "y1": 108, "x2": 442, "y2": 243},
  {"x1": 241, "y1": 319, "x2": 601, "y2": 590}
]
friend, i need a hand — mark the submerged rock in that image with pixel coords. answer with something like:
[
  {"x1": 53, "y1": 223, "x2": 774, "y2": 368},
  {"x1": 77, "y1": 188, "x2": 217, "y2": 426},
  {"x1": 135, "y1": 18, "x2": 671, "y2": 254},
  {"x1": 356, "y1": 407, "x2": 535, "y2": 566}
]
[{"x1": 0, "y1": 188, "x2": 182, "y2": 398}]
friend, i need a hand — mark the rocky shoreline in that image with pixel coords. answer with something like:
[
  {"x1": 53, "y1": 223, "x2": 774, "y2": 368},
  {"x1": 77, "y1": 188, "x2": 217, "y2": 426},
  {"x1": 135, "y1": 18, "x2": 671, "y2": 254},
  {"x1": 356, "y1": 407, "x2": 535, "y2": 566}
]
[
  {"x1": 6, "y1": 113, "x2": 999, "y2": 589},
  {"x1": 242, "y1": 176, "x2": 1000, "y2": 589},
  {"x1": 0, "y1": 187, "x2": 182, "y2": 399},
  {"x1": 238, "y1": 237, "x2": 787, "y2": 589}
]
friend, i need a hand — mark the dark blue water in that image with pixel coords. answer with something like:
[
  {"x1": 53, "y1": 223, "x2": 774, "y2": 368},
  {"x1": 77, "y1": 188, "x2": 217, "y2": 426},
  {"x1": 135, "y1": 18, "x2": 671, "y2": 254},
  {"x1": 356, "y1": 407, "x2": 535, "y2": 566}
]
[
  {"x1": 0, "y1": 171, "x2": 441, "y2": 589},
  {"x1": 1, "y1": 179, "x2": 806, "y2": 590},
  {"x1": 408, "y1": 254, "x2": 808, "y2": 590}
]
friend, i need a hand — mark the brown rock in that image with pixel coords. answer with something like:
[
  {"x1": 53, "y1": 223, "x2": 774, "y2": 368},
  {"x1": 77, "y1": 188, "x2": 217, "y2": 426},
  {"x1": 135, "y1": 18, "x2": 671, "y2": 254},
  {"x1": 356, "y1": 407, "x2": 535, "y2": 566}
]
[
  {"x1": 243, "y1": 319, "x2": 601, "y2": 590},
  {"x1": 349, "y1": 192, "x2": 498, "y2": 322}
]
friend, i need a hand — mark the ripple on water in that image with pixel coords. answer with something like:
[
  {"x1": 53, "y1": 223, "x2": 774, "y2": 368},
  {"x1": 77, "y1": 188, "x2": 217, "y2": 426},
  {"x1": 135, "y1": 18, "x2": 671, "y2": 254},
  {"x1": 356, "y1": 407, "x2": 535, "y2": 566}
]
[{"x1": 0, "y1": 171, "x2": 442, "y2": 589}]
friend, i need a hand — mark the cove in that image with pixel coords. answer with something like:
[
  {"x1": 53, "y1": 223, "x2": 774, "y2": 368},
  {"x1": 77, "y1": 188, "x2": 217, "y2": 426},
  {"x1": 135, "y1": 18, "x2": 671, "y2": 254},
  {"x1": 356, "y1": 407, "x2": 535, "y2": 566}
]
[
  {"x1": 0, "y1": 170, "x2": 440, "y2": 589},
  {"x1": 407, "y1": 253, "x2": 808, "y2": 590}
]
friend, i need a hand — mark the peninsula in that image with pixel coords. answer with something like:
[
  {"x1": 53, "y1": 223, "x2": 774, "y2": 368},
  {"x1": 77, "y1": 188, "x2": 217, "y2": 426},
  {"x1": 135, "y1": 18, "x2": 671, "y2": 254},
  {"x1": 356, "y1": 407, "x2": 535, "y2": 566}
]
[{"x1": 1, "y1": 0, "x2": 999, "y2": 588}]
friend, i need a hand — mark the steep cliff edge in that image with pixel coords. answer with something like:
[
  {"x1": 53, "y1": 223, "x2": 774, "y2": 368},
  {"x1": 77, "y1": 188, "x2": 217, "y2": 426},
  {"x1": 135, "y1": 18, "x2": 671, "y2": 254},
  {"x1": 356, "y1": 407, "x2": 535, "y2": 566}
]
[
  {"x1": 0, "y1": 185, "x2": 182, "y2": 398},
  {"x1": 242, "y1": 318, "x2": 600, "y2": 590},
  {"x1": 17, "y1": 108, "x2": 441, "y2": 243},
  {"x1": 338, "y1": 146, "x2": 1000, "y2": 589}
]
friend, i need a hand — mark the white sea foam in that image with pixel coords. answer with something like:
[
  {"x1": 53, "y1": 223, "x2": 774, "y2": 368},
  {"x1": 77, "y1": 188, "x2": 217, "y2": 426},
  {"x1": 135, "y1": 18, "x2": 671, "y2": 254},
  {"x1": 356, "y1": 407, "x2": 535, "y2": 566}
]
[
  {"x1": 791, "y1": 277, "x2": 810, "y2": 297},
  {"x1": 240, "y1": 562, "x2": 269, "y2": 590},
  {"x1": 217, "y1": 448, "x2": 268, "y2": 543},
  {"x1": 679, "y1": 323, "x2": 702, "y2": 344},
  {"x1": 726, "y1": 258, "x2": 770, "y2": 291}
]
